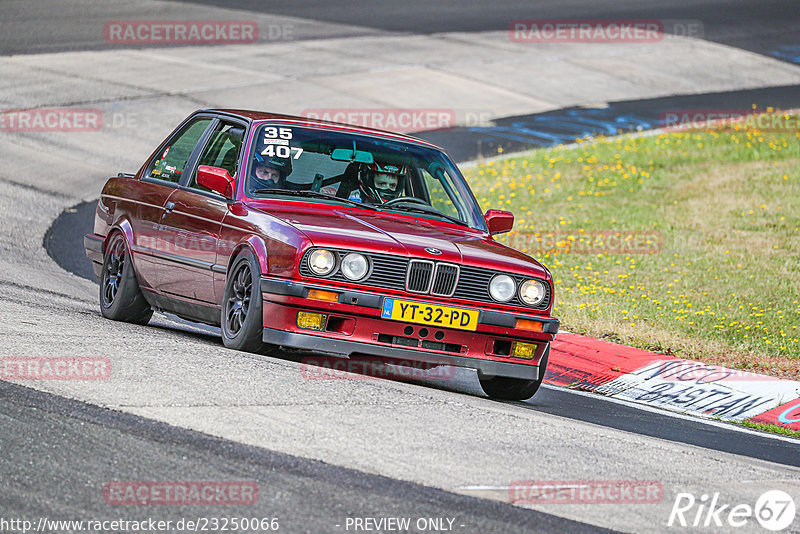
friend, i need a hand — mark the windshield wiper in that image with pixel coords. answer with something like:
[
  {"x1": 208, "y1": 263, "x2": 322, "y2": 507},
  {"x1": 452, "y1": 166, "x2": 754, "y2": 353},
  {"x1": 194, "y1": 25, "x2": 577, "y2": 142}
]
[
  {"x1": 251, "y1": 189, "x2": 379, "y2": 210},
  {"x1": 384, "y1": 201, "x2": 470, "y2": 227}
]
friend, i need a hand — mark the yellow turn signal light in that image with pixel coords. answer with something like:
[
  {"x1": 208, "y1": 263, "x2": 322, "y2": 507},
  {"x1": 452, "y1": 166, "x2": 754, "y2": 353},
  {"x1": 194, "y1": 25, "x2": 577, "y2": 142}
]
[
  {"x1": 308, "y1": 289, "x2": 339, "y2": 303},
  {"x1": 515, "y1": 319, "x2": 543, "y2": 332},
  {"x1": 297, "y1": 311, "x2": 327, "y2": 331}
]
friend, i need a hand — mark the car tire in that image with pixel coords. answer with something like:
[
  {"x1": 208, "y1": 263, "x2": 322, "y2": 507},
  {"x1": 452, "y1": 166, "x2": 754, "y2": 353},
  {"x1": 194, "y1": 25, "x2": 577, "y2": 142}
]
[
  {"x1": 99, "y1": 232, "x2": 153, "y2": 325},
  {"x1": 479, "y1": 343, "x2": 549, "y2": 401},
  {"x1": 221, "y1": 249, "x2": 268, "y2": 353}
]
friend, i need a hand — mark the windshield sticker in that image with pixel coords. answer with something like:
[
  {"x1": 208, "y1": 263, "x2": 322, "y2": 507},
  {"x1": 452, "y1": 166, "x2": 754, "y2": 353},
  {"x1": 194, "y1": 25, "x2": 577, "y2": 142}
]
[
  {"x1": 261, "y1": 145, "x2": 304, "y2": 159},
  {"x1": 320, "y1": 185, "x2": 337, "y2": 196},
  {"x1": 263, "y1": 126, "x2": 293, "y2": 141},
  {"x1": 161, "y1": 146, "x2": 170, "y2": 159},
  {"x1": 262, "y1": 138, "x2": 290, "y2": 146}
]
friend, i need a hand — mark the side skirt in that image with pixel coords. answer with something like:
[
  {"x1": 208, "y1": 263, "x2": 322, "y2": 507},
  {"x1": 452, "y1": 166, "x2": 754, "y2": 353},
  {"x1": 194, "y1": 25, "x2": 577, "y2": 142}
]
[{"x1": 142, "y1": 289, "x2": 221, "y2": 327}]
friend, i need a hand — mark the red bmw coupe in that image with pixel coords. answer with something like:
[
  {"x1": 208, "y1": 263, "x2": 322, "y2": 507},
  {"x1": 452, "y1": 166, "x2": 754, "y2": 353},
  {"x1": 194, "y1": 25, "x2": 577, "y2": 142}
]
[{"x1": 85, "y1": 109, "x2": 559, "y2": 400}]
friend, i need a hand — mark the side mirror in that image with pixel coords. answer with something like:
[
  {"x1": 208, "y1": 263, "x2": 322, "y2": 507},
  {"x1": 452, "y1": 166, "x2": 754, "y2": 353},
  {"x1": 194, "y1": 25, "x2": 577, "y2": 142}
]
[
  {"x1": 485, "y1": 209, "x2": 514, "y2": 235},
  {"x1": 197, "y1": 165, "x2": 234, "y2": 199}
]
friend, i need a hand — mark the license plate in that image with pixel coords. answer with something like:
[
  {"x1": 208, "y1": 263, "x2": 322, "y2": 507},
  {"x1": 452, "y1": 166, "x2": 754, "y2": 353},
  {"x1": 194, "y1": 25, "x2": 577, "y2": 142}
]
[{"x1": 381, "y1": 298, "x2": 479, "y2": 331}]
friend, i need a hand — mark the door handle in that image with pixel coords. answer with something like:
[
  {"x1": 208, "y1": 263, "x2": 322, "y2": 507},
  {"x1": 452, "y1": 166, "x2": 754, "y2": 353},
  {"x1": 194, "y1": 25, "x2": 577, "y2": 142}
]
[{"x1": 161, "y1": 201, "x2": 176, "y2": 221}]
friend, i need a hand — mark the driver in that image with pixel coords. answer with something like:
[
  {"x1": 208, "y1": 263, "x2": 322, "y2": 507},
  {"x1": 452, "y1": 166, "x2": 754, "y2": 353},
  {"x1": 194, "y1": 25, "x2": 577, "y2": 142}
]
[
  {"x1": 250, "y1": 153, "x2": 292, "y2": 191},
  {"x1": 350, "y1": 161, "x2": 407, "y2": 204}
]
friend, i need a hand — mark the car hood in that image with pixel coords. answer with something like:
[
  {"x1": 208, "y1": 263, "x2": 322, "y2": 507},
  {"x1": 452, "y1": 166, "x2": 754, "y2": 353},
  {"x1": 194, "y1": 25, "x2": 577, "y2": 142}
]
[{"x1": 245, "y1": 202, "x2": 550, "y2": 280}]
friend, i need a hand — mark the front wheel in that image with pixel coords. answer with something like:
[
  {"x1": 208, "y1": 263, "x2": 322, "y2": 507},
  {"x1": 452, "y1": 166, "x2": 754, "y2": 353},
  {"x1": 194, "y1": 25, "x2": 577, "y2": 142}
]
[
  {"x1": 99, "y1": 233, "x2": 153, "y2": 325},
  {"x1": 479, "y1": 344, "x2": 549, "y2": 401},
  {"x1": 221, "y1": 250, "x2": 268, "y2": 353}
]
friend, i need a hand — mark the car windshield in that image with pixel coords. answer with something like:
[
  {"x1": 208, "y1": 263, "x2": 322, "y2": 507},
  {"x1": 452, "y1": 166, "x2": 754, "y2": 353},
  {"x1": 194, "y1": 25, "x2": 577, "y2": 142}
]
[{"x1": 246, "y1": 123, "x2": 486, "y2": 230}]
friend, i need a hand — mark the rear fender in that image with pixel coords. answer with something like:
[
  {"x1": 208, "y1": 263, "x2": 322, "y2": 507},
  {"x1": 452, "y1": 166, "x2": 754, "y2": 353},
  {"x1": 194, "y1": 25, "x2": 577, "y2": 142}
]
[{"x1": 106, "y1": 217, "x2": 139, "y2": 272}]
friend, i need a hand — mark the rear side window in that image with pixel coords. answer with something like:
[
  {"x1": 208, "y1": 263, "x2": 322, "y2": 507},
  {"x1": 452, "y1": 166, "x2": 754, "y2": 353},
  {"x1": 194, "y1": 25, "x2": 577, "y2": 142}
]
[{"x1": 148, "y1": 118, "x2": 212, "y2": 183}]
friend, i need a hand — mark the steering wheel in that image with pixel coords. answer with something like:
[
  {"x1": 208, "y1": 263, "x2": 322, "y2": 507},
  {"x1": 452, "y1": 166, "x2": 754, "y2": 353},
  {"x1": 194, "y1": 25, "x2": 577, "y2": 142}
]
[{"x1": 382, "y1": 196, "x2": 429, "y2": 207}]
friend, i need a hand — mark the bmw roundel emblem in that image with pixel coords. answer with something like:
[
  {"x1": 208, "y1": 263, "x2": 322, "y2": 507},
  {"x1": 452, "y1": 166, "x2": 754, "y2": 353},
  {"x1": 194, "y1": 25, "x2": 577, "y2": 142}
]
[{"x1": 425, "y1": 247, "x2": 442, "y2": 255}]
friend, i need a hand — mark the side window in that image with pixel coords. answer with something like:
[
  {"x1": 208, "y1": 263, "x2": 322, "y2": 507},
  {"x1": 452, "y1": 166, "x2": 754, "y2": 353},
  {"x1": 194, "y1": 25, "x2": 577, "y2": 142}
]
[
  {"x1": 420, "y1": 168, "x2": 461, "y2": 220},
  {"x1": 148, "y1": 118, "x2": 212, "y2": 183},
  {"x1": 190, "y1": 123, "x2": 244, "y2": 191}
]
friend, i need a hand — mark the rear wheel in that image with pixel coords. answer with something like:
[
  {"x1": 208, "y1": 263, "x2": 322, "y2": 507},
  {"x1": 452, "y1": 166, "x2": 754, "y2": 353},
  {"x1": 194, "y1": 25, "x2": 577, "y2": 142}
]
[
  {"x1": 221, "y1": 250, "x2": 269, "y2": 353},
  {"x1": 479, "y1": 344, "x2": 549, "y2": 401},
  {"x1": 99, "y1": 233, "x2": 153, "y2": 324}
]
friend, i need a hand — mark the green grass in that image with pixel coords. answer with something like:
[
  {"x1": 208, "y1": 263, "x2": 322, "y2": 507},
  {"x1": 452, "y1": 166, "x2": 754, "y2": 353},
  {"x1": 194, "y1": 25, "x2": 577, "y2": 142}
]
[
  {"x1": 464, "y1": 112, "x2": 800, "y2": 379},
  {"x1": 738, "y1": 420, "x2": 800, "y2": 439}
]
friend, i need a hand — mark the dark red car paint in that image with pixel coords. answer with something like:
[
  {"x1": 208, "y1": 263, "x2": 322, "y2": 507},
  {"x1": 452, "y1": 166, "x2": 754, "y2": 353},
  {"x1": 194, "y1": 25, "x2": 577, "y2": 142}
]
[{"x1": 85, "y1": 109, "x2": 558, "y2": 380}]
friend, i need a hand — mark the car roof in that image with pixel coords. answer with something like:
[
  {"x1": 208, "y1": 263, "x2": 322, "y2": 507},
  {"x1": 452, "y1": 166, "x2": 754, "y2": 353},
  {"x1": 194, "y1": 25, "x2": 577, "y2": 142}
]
[{"x1": 209, "y1": 109, "x2": 443, "y2": 150}]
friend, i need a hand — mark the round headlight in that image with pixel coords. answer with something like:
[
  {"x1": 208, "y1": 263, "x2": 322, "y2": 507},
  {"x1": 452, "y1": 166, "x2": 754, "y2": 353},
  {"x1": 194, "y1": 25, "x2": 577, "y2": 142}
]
[
  {"x1": 341, "y1": 253, "x2": 368, "y2": 281},
  {"x1": 489, "y1": 274, "x2": 516, "y2": 302},
  {"x1": 308, "y1": 249, "x2": 336, "y2": 276},
  {"x1": 520, "y1": 279, "x2": 546, "y2": 306}
]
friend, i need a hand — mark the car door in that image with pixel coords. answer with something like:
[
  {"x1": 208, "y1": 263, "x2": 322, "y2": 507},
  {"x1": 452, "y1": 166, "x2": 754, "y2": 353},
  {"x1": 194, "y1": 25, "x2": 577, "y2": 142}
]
[
  {"x1": 133, "y1": 115, "x2": 215, "y2": 291},
  {"x1": 157, "y1": 119, "x2": 245, "y2": 304}
]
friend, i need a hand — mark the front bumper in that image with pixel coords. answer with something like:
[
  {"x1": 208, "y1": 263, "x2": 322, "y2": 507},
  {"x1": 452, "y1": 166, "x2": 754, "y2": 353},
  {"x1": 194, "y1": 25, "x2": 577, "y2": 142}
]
[
  {"x1": 263, "y1": 327, "x2": 547, "y2": 380},
  {"x1": 261, "y1": 276, "x2": 558, "y2": 380}
]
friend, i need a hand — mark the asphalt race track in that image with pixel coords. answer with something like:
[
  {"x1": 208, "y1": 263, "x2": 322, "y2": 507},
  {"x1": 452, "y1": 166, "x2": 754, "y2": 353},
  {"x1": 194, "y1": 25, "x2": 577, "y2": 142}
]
[
  {"x1": 5, "y1": 0, "x2": 800, "y2": 59},
  {"x1": 3, "y1": 1, "x2": 800, "y2": 533},
  {"x1": 1, "y1": 380, "x2": 603, "y2": 533}
]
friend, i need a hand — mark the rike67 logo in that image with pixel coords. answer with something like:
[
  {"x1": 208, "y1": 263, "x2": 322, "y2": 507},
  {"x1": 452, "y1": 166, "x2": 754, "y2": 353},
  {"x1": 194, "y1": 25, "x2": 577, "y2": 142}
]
[{"x1": 668, "y1": 490, "x2": 796, "y2": 531}]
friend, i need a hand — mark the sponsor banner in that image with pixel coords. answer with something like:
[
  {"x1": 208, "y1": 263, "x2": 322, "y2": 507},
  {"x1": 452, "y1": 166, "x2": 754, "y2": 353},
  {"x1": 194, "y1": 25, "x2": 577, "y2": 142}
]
[
  {"x1": 1, "y1": 357, "x2": 111, "y2": 380},
  {"x1": 509, "y1": 480, "x2": 663, "y2": 504},
  {"x1": 104, "y1": 481, "x2": 258, "y2": 505},
  {"x1": 104, "y1": 20, "x2": 259, "y2": 45},
  {"x1": 597, "y1": 360, "x2": 800, "y2": 421},
  {"x1": 1, "y1": 108, "x2": 102, "y2": 132},
  {"x1": 747, "y1": 399, "x2": 800, "y2": 432},
  {"x1": 546, "y1": 333, "x2": 800, "y2": 426},
  {"x1": 632, "y1": 360, "x2": 781, "y2": 383}
]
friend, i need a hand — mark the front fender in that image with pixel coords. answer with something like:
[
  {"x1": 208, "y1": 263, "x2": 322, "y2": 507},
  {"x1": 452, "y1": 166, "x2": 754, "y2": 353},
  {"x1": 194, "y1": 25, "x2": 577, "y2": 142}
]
[{"x1": 229, "y1": 234, "x2": 269, "y2": 276}]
